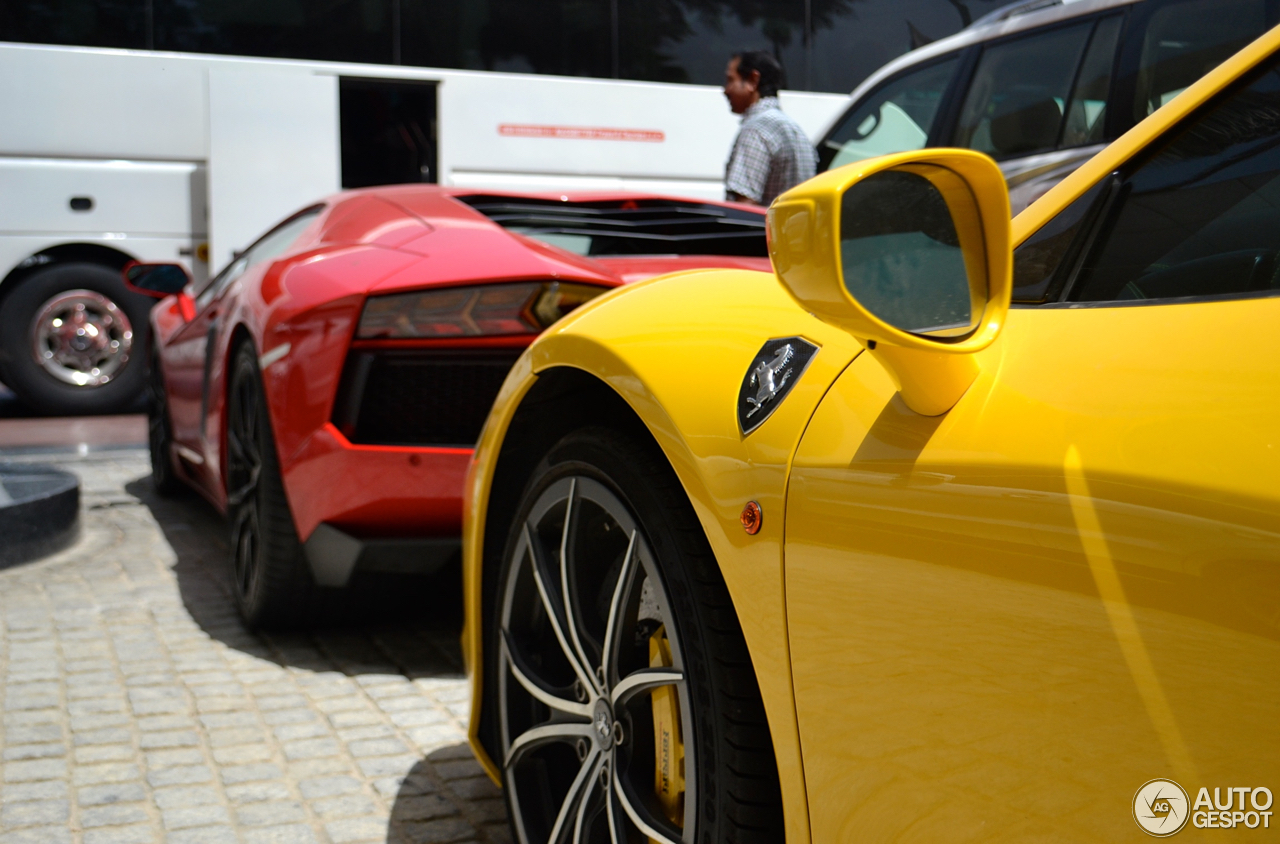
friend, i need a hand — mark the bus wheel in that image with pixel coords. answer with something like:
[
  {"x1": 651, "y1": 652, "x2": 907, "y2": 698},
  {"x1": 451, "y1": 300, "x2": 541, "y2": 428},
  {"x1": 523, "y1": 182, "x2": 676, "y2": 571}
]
[{"x1": 0, "y1": 262, "x2": 151, "y2": 415}]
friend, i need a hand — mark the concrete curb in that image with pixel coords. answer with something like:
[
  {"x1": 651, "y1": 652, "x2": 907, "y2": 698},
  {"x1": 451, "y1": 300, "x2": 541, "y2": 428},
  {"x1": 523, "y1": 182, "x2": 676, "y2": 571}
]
[{"x1": 0, "y1": 463, "x2": 80, "y2": 567}]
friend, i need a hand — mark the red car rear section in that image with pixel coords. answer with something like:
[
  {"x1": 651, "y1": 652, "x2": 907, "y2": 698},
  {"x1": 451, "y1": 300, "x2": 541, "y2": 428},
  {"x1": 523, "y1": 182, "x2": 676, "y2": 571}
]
[{"x1": 148, "y1": 185, "x2": 769, "y2": 606}]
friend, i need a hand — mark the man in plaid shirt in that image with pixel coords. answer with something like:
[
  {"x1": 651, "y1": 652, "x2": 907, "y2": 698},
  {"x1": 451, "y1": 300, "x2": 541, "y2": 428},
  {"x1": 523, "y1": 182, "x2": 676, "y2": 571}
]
[{"x1": 723, "y1": 51, "x2": 817, "y2": 206}]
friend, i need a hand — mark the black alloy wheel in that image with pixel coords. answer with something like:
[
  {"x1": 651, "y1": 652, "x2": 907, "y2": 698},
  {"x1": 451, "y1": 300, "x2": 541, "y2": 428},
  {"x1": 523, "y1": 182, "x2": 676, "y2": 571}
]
[
  {"x1": 147, "y1": 346, "x2": 183, "y2": 496},
  {"x1": 492, "y1": 428, "x2": 784, "y2": 844},
  {"x1": 226, "y1": 343, "x2": 312, "y2": 629}
]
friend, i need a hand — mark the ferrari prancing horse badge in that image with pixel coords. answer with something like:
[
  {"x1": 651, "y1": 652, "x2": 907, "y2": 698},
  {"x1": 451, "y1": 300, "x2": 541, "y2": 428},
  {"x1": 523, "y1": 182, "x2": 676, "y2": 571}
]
[{"x1": 737, "y1": 337, "x2": 818, "y2": 435}]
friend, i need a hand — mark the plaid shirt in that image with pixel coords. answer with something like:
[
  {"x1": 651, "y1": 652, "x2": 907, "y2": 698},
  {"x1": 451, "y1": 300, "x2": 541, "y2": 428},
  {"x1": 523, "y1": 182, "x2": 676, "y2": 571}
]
[{"x1": 725, "y1": 97, "x2": 817, "y2": 206}]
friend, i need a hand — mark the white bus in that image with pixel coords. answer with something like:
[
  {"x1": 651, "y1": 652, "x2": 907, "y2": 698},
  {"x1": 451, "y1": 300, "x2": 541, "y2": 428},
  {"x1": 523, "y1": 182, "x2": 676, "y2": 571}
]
[{"x1": 0, "y1": 41, "x2": 847, "y2": 414}]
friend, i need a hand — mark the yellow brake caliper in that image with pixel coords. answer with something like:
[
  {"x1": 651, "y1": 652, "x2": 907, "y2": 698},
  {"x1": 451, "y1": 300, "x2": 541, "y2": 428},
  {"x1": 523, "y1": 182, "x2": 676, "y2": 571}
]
[{"x1": 649, "y1": 624, "x2": 685, "y2": 831}]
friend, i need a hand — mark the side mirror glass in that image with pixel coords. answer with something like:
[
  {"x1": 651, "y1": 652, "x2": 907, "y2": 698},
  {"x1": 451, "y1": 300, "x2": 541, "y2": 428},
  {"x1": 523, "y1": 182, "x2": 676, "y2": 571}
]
[
  {"x1": 123, "y1": 262, "x2": 190, "y2": 298},
  {"x1": 768, "y1": 149, "x2": 1012, "y2": 415},
  {"x1": 840, "y1": 170, "x2": 986, "y2": 337}
]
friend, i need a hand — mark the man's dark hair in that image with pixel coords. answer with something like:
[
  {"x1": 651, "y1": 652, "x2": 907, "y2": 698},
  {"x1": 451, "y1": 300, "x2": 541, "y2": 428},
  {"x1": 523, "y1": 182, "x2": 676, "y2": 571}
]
[{"x1": 733, "y1": 50, "x2": 785, "y2": 98}]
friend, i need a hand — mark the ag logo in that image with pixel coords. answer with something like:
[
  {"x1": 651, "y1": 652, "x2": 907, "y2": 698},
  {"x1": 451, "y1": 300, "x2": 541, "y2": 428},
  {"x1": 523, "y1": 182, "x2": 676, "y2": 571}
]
[
  {"x1": 1134, "y1": 779, "x2": 1190, "y2": 837},
  {"x1": 737, "y1": 337, "x2": 818, "y2": 435}
]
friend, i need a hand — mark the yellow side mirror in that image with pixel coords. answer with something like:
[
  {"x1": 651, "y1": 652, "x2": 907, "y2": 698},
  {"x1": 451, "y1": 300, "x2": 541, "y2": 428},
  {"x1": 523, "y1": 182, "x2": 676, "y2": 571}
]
[{"x1": 768, "y1": 149, "x2": 1011, "y2": 415}]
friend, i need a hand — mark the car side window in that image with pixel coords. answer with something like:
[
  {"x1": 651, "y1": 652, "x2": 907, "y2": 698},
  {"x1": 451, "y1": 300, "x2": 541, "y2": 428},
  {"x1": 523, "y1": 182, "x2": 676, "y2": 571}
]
[
  {"x1": 817, "y1": 56, "x2": 959, "y2": 173},
  {"x1": 1061, "y1": 15, "x2": 1124, "y2": 147},
  {"x1": 954, "y1": 22, "x2": 1095, "y2": 159},
  {"x1": 194, "y1": 207, "x2": 323, "y2": 306},
  {"x1": 193, "y1": 254, "x2": 244, "y2": 301},
  {"x1": 1132, "y1": 0, "x2": 1268, "y2": 120},
  {"x1": 242, "y1": 209, "x2": 322, "y2": 271},
  {"x1": 1067, "y1": 56, "x2": 1280, "y2": 304},
  {"x1": 1010, "y1": 177, "x2": 1113, "y2": 303}
]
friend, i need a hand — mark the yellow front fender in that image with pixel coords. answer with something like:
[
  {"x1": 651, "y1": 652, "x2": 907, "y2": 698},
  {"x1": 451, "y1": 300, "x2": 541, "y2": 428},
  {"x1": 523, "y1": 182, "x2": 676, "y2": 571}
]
[{"x1": 463, "y1": 268, "x2": 862, "y2": 844}]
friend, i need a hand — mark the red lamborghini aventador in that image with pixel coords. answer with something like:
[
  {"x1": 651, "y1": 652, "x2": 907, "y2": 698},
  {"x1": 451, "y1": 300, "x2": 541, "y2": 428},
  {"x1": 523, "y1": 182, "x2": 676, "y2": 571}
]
[{"x1": 126, "y1": 185, "x2": 768, "y2": 627}]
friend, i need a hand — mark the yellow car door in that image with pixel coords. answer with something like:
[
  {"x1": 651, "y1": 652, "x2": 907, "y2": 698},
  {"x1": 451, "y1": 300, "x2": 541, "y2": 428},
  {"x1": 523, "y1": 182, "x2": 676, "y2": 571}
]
[{"x1": 784, "y1": 37, "x2": 1280, "y2": 841}]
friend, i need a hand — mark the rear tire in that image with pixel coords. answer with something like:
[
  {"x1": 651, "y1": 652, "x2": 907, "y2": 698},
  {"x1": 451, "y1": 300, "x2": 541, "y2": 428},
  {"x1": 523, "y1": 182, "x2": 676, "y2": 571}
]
[
  {"x1": 0, "y1": 262, "x2": 151, "y2": 415},
  {"x1": 147, "y1": 346, "x2": 185, "y2": 496},
  {"x1": 490, "y1": 427, "x2": 784, "y2": 844},
  {"x1": 226, "y1": 342, "x2": 313, "y2": 629}
]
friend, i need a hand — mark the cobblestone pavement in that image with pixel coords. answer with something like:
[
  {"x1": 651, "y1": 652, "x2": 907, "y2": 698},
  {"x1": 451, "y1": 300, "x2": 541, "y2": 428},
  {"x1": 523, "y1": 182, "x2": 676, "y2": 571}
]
[{"x1": 0, "y1": 446, "x2": 511, "y2": 844}]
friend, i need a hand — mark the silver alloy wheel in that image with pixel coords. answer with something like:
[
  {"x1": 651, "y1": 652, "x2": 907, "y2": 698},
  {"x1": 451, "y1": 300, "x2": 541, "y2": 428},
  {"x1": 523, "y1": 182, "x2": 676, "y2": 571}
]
[
  {"x1": 499, "y1": 476, "x2": 695, "y2": 844},
  {"x1": 28, "y1": 289, "x2": 133, "y2": 387}
]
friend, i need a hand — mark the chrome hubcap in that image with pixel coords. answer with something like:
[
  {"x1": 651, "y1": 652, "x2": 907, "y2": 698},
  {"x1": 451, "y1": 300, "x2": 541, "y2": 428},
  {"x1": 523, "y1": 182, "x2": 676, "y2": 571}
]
[
  {"x1": 499, "y1": 476, "x2": 693, "y2": 844},
  {"x1": 29, "y1": 290, "x2": 132, "y2": 387}
]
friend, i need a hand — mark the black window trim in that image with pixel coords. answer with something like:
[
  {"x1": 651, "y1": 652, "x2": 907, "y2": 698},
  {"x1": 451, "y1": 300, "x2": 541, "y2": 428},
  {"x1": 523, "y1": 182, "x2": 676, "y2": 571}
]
[
  {"x1": 1054, "y1": 11, "x2": 1129, "y2": 150},
  {"x1": 1102, "y1": 0, "x2": 1144, "y2": 141},
  {"x1": 926, "y1": 44, "x2": 982, "y2": 148},
  {"x1": 1024, "y1": 287, "x2": 1280, "y2": 309}
]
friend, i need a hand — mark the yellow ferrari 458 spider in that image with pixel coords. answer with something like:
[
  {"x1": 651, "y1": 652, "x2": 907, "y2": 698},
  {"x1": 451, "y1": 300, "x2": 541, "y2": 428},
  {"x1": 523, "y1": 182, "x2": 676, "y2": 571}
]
[{"x1": 461, "y1": 23, "x2": 1280, "y2": 843}]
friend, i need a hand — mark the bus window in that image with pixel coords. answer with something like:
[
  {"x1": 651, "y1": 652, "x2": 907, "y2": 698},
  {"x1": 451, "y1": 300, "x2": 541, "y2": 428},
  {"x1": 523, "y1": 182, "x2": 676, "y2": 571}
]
[
  {"x1": 817, "y1": 56, "x2": 959, "y2": 172},
  {"x1": 340, "y1": 78, "x2": 439, "y2": 189}
]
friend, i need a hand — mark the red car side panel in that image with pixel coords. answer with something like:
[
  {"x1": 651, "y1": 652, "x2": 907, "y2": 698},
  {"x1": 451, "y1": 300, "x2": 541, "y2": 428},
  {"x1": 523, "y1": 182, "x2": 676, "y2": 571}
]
[{"x1": 262, "y1": 293, "x2": 363, "y2": 469}]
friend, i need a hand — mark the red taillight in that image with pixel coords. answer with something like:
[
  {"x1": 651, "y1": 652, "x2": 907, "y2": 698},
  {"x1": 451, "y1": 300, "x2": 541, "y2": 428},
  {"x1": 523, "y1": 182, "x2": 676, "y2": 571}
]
[{"x1": 357, "y1": 281, "x2": 609, "y2": 339}]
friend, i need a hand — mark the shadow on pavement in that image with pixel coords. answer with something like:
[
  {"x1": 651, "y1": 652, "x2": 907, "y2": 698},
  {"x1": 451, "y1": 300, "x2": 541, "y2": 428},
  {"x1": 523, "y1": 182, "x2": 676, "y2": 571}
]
[
  {"x1": 127, "y1": 474, "x2": 517, "y2": 840},
  {"x1": 123, "y1": 474, "x2": 467, "y2": 680},
  {"x1": 389, "y1": 746, "x2": 510, "y2": 844}
]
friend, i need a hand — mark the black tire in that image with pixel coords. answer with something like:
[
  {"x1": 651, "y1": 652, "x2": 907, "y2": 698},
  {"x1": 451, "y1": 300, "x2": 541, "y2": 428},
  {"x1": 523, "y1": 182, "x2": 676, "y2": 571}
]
[
  {"x1": 146, "y1": 345, "x2": 184, "y2": 496},
  {"x1": 490, "y1": 427, "x2": 783, "y2": 844},
  {"x1": 0, "y1": 262, "x2": 152, "y2": 415},
  {"x1": 226, "y1": 342, "x2": 314, "y2": 629}
]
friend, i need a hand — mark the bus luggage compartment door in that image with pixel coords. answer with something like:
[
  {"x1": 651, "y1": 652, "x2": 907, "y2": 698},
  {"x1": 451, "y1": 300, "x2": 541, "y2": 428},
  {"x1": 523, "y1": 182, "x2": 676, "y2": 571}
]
[{"x1": 0, "y1": 156, "x2": 206, "y2": 240}]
